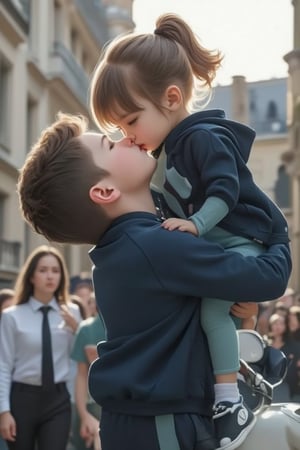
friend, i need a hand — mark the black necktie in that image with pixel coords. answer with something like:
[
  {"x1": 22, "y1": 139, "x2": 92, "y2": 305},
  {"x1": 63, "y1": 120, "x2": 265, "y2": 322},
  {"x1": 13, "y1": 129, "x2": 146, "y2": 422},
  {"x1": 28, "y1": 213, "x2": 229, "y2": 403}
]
[{"x1": 40, "y1": 306, "x2": 54, "y2": 389}]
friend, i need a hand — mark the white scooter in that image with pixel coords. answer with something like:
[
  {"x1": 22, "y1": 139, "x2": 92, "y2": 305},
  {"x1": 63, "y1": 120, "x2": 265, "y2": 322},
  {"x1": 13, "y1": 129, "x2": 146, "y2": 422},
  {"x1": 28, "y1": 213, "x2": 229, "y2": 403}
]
[{"x1": 237, "y1": 330, "x2": 300, "y2": 450}]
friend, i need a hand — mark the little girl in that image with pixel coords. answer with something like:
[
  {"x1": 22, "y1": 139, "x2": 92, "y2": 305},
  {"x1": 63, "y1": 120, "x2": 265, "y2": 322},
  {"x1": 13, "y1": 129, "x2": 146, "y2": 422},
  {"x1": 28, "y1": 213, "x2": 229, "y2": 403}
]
[{"x1": 89, "y1": 13, "x2": 289, "y2": 450}]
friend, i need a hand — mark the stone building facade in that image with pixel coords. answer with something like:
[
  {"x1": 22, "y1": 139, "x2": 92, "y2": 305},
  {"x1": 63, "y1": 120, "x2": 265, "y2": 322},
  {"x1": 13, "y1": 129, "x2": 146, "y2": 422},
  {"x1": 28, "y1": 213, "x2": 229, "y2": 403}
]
[
  {"x1": 285, "y1": 0, "x2": 300, "y2": 292},
  {"x1": 0, "y1": 0, "x2": 134, "y2": 287},
  {"x1": 0, "y1": 0, "x2": 298, "y2": 293}
]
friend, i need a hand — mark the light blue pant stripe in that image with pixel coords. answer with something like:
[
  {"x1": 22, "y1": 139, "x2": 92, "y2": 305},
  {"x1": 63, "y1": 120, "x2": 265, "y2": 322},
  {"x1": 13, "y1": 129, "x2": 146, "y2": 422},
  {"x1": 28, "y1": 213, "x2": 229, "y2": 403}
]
[{"x1": 155, "y1": 414, "x2": 181, "y2": 450}]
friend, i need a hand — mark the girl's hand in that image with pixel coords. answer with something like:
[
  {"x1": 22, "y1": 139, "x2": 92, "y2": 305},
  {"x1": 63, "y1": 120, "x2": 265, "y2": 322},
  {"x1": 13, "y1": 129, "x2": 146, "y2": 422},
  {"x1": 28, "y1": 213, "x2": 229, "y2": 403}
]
[
  {"x1": 0, "y1": 411, "x2": 16, "y2": 442},
  {"x1": 60, "y1": 304, "x2": 79, "y2": 333},
  {"x1": 162, "y1": 218, "x2": 198, "y2": 236},
  {"x1": 80, "y1": 413, "x2": 100, "y2": 449}
]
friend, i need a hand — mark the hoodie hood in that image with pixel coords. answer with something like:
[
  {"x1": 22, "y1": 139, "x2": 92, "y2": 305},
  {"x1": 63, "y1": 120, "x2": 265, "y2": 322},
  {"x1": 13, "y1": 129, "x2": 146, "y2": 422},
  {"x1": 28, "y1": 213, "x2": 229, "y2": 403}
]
[{"x1": 166, "y1": 109, "x2": 256, "y2": 163}]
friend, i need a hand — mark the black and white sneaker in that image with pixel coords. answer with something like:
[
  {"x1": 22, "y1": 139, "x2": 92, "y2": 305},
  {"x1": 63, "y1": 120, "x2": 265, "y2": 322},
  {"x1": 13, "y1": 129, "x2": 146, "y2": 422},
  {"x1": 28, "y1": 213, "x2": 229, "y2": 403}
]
[{"x1": 213, "y1": 396, "x2": 256, "y2": 449}]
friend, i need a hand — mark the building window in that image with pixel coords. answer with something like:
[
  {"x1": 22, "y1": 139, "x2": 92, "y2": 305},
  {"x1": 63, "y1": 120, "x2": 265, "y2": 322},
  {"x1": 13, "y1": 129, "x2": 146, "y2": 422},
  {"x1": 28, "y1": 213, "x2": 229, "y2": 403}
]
[
  {"x1": 54, "y1": 1, "x2": 63, "y2": 43},
  {"x1": 82, "y1": 51, "x2": 89, "y2": 73},
  {"x1": 0, "y1": 194, "x2": 4, "y2": 238},
  {"x1": 266, "y1": 100, "x2": 278, "y2": 120},
  {"x1": 28, "y1": 0, "x2": 38, "y2": 56},
  {"x1": 274, "y1": 164, "x2": 291, "y2": 209},
  {"x1": 26, "y1": 97, "x2": 37, "y2": 152},
  {"x1": 71, "y1": 29, "x2": 78, "y2": 59},
  {"x1": 266, "y1": 100, "x2": 282, "y2": 132},
  {"x1": 249, "y1": 89, "x2": 256, "y2": 112},
  {"x1": 0, "y1": 56, "x2": 12, "y2": 151}
]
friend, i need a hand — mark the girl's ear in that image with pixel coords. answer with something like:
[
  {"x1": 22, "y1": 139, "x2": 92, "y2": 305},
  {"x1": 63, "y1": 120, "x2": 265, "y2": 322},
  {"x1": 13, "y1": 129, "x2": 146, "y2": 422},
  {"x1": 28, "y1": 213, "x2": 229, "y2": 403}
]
[
  {"x1": 163, "y1": 85, "x2": 183, "y2": 110},
  {"x1": 89, "y1": 183, "x2": 121, "y2": 205}
]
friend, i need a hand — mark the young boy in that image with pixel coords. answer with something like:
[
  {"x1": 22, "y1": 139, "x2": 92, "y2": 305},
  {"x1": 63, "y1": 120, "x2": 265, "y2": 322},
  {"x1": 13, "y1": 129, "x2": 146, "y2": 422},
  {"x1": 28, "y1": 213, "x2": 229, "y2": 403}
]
[
  {"x1": 88, "y1": 14, "x2": 289, "y2": 449},
  {"x1": 17, "y1": 113, "x2": 291, "y2": 450}
]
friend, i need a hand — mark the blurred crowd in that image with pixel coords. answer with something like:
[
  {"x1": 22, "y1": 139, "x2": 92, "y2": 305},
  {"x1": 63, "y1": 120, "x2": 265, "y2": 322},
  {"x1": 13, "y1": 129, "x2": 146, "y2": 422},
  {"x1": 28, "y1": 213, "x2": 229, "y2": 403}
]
[
  {"x1": 0, "y1": 246, "x2": 104, "y2": 450},
  {"x1": 256, "y1": 287, "x2": 300, "y2": 402}
]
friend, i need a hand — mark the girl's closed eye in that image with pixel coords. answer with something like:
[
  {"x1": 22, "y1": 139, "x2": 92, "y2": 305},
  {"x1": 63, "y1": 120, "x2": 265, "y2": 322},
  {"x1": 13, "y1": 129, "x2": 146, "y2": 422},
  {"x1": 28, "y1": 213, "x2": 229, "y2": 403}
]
[{"x1": 128, "y1": 117, "x2": 137, "y2": 126}]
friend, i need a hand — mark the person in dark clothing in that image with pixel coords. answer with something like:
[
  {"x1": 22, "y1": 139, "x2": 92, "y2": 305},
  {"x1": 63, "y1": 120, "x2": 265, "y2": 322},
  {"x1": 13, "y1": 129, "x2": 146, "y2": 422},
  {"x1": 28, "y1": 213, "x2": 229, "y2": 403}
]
[
  {"x1": 89, "y1": 13, "x2": 289, "y2": 450},
  {"x1": 268, "y1": 312, "x2": 300, "y2": 402},
  {"x1": 17, "y1": 113, "x2": 291, "y2": 450},
  {"x1": 288, "y1": 306, "x2": 300, "y2": 342}
]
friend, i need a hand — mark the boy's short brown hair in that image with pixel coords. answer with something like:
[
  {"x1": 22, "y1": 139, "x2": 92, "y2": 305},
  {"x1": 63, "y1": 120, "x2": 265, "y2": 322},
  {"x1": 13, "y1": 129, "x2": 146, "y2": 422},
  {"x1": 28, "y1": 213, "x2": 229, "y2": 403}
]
[{"x1": 18, "y1": 113, "x2": 110, "y2": 244}]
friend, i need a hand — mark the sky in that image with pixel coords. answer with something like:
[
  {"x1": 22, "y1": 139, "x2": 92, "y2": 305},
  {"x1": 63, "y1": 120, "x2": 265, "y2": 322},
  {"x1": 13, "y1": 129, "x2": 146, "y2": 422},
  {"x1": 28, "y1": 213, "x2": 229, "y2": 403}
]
[{"x1": 132, "y1": 0, "x2": 294, "y2": 86}]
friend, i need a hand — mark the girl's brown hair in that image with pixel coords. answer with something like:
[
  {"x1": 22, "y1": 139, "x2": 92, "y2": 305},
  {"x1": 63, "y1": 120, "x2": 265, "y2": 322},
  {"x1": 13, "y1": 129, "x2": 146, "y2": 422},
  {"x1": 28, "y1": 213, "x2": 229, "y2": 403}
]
[
  {"x1": 0, "y1": 288, "x2": 15, "y2": 317},
  {"x1": 18, "y1": 113, "x2": 110, "y2": 244},
  {"x1": 90, "y1": 13, "x2": 223, "y2": 132},
  {"x1": 14, "y1": 245, "x2": 69, "y2": 305}
]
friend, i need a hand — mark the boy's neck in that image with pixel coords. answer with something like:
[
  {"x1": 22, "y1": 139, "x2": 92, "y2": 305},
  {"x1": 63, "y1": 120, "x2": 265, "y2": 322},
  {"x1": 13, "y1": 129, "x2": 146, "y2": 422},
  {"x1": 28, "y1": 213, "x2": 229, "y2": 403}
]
[{"x1": 110, "y1": 191, "x2": 157, "y2": 219}]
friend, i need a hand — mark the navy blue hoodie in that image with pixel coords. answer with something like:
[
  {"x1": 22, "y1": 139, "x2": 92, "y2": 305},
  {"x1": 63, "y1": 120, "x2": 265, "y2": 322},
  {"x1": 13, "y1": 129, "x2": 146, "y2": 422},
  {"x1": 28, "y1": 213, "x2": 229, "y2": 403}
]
[
  {"x1": 155, "y1": 109, "x2": 289, "y2": 246},
  {"x1": 88, "y1": 212, "x2": 291, "y2": 416}
]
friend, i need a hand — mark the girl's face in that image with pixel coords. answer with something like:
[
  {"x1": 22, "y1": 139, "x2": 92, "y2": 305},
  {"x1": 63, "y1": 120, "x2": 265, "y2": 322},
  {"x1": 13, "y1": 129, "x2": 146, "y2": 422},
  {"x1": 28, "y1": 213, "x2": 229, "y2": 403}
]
[
  {"x1": 270, "y1": 316, "x2": 286, "y2": 336},
  {"x1": 87, "y1": 296, "x2": 97, "y2": 317},
  {"x1": 30, "y1": 255, "x2": 61, "y2": 301},
  {"x1": 112, "y1": 97, "x2": 178, "y2": 152}
]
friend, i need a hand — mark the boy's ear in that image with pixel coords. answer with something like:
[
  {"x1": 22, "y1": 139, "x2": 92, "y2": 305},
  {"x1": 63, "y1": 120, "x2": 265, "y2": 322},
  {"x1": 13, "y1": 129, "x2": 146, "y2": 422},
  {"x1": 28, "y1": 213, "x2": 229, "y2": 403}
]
[
  {"x1": 89, "y1": 183, "x2": 121, "y2": 205},
  {"x1": 163, "y1": 85, "x2": 182, "y2": 110}
]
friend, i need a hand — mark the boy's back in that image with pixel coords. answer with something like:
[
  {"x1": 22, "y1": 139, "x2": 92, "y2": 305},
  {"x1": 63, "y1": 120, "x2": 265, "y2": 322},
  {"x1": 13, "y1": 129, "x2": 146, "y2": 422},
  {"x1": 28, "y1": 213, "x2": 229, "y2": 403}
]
[
  {"x1": 88, "y1": 211, "x2": 289, "y2": 416},
  {"x1": 89, "y1": 211, "x2": 215, "y2": 415}
]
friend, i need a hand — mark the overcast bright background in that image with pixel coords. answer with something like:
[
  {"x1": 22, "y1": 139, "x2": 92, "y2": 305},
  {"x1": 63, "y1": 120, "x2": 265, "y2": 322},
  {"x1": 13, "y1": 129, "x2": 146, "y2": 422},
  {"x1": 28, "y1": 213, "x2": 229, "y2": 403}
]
[{"x1": 132, "y1": 0, "x2": 293, "y2": 85}]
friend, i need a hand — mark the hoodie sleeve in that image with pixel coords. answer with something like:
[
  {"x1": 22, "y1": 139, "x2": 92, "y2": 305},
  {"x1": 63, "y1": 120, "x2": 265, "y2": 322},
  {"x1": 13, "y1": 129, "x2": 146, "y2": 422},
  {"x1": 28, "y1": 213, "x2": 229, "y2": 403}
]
[
  {"x1": 187, "y1": 129, "x2": 241, "y2": 211},
  {"x1": 189, "y1": 196, "x2": 229, "y2": 235},
  {"x1": 144, "y1": 228, "x2": 292, "y2": 303}
]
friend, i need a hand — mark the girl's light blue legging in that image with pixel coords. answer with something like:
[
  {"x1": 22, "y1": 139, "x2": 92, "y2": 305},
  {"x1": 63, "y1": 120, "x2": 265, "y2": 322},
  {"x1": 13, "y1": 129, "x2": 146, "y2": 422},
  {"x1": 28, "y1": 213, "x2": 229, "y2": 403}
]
[{"x1": 201, "y1": 227, "x2": 264, "y2": 375}]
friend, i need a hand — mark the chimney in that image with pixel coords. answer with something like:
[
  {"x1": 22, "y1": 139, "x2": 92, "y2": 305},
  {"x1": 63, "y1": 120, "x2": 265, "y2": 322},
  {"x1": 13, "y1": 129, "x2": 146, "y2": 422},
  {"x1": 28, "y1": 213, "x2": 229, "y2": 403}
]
[{"x1": 232, "y1": 75, "x2": 249, "y2": 124}]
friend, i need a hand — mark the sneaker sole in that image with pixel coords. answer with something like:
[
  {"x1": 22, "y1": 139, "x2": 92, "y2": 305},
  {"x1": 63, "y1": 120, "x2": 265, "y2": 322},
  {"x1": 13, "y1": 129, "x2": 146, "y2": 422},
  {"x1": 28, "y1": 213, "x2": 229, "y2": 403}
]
[{"x1": 216, "y1": 416, "x2": 257, "y2": 450}]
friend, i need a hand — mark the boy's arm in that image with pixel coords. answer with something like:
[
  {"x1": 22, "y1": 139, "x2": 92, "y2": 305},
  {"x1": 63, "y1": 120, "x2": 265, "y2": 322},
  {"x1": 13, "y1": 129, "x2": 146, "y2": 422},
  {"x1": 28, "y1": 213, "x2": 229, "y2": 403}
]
[{"x1": 148, "y1": 229, "x2": 291, "y2": 303}]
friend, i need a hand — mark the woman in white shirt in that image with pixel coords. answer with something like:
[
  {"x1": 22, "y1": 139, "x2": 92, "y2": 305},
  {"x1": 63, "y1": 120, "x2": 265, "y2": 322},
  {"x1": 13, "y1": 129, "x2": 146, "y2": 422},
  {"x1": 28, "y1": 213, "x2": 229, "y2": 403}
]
[{"x1": 0, "y1": 245, "x2": 81, "y2": 450}]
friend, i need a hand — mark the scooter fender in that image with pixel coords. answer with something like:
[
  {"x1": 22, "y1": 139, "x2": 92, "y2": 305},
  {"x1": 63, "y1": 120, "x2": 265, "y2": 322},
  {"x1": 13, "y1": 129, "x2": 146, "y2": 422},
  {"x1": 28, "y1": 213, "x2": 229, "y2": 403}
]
[{"x1": 237, "y1": 401, "x2": 300, "y2": 449}]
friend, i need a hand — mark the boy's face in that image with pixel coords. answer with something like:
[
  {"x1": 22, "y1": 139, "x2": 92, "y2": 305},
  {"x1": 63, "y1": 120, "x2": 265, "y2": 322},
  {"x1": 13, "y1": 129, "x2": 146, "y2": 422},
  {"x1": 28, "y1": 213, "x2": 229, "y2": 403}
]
[
  {"x1": 79, "y1": 132, "x2": 157, "y2": 192},
  {"x1": 111, "y1": 98, "x2": 174, "y2": 152}
]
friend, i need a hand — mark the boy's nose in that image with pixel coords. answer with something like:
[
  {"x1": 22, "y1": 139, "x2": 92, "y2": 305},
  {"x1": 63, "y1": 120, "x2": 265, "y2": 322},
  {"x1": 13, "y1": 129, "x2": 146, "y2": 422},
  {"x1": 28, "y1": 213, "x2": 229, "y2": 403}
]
[
  {"x1": 123, "y1": 136, "x2": 135, "y2": 146},
  {"x1": 125, "y1": 131, "x2": 135, "y2": 140}
]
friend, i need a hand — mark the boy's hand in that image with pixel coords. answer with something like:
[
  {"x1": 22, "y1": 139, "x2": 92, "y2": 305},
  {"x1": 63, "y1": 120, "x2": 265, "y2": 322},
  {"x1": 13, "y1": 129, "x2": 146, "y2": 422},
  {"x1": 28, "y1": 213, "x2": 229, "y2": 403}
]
[
  {"x1": 231, "y1": 302, "x2": 258, "y2": 330},
  {"x1": 162, "y1": 218, "x2": 198, "y2": 236}
]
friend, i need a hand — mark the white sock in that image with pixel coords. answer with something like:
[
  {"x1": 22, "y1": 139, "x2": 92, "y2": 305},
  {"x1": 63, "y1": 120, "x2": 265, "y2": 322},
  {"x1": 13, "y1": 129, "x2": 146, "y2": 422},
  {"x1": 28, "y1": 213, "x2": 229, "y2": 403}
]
[{"x1": 214, "y1": 383, "x2": 240, "y2": 405}]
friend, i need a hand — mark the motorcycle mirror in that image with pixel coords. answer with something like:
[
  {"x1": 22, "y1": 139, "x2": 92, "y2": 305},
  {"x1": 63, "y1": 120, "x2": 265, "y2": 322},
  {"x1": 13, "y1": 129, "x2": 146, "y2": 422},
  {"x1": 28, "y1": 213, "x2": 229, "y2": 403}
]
[
  {"x1": 261, "y1": 346, "x2": 289, "y2": 386},
  {"x1": 238, "y1": 329, "x2": 265, "y2": 363}
]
